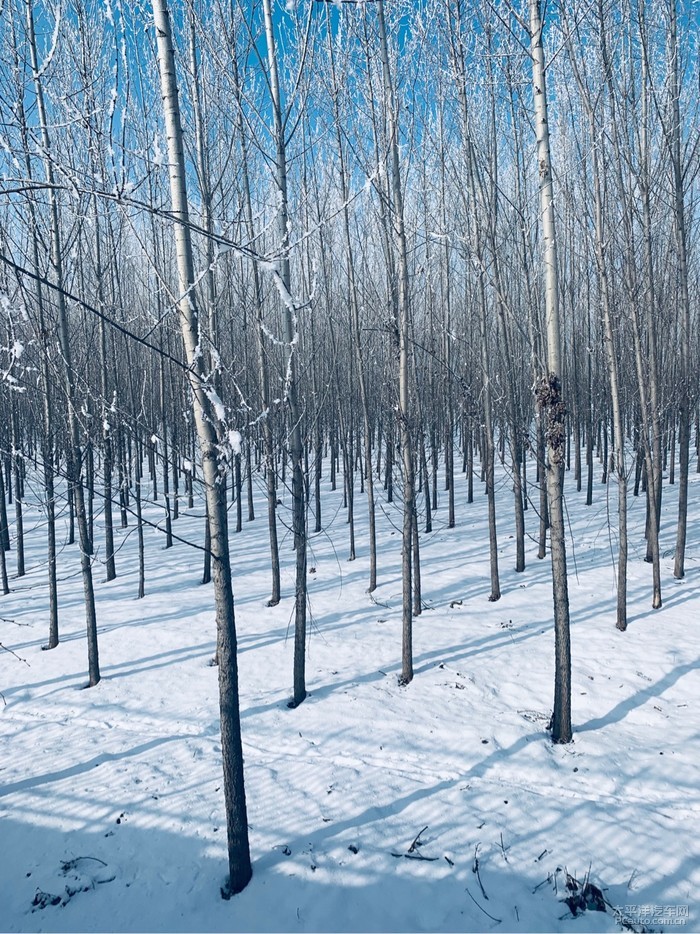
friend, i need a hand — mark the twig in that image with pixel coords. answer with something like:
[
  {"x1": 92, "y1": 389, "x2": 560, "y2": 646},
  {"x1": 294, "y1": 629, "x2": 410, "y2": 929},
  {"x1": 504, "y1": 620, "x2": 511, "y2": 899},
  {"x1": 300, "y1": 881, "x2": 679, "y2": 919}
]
[
  {"x1": 499, "y1": 832, "x2": 509, "y2": 862},
  {"x1": 404, "y1": 853, "x2": 439, "y2": 861},
  {"x1": 0, "y1": 642, "x2": 30, "y2": 666},
  {"x1": 536, "y1": 849, "x2": 548, "y2": 862},
  {"x1": 1, "y1": 616, "x2": 29, "y2": 627},
  {"x1": 65, "y1": 856, "x2": 108, "y2": 868},
  {"x1": 465, "y1": 885, "x2": 502, "y2": 924},
  {"x1": 473, "y1": 844, "x2": 489, "y2": 899},
  {"x1": 408, "y1": 825, "x2": 428, "y2": 853},
  {"x1": 368, "y1": 591, "x2": 391, "y2": 609}
]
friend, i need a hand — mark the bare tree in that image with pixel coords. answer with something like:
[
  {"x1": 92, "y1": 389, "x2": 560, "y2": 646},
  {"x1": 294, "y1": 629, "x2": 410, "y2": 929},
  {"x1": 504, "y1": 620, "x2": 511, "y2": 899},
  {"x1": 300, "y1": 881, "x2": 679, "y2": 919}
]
[
  {"x1": 528, "y1": 0, "x2": 572, "y2": 743},
  {"x1": 151, "y1": 0, "x2": 251, "y2": 895},
  {"x1": 25, "y1": 0, "x2": 100, "y2": 685},
  {"x1": 261, "y1": 0, "x2": 309, "y2": 706}
]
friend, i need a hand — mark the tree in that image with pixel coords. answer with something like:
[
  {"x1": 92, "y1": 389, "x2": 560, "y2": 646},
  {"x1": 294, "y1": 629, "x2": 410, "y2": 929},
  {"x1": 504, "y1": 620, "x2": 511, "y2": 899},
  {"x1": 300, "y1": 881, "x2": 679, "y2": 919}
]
[
  {"x1": 376, "y1": 0, "x2": 418, "y2": 684},
  {"x1": 563, "y1": 9, "x2": 628, "y2": 630},
  {"x1": 261, "y1": 0, "x2": 309, "y2": 707},
  {"x1": 25, "y1": 0, "x2": 100, "y2": 686},
  {"x1": 151, "y1": 0, "x2": 251, "y2": 895},
  {"x1": 528, "y1": 0, "x2": 572, "y2": 743}
]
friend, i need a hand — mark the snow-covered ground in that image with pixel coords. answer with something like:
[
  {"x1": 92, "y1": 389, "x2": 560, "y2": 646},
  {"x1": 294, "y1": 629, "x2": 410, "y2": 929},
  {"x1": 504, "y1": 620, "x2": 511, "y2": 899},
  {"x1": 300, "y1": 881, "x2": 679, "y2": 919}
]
[{"x1": 1, "y1": 453, "x2": 698, "y2": 933}]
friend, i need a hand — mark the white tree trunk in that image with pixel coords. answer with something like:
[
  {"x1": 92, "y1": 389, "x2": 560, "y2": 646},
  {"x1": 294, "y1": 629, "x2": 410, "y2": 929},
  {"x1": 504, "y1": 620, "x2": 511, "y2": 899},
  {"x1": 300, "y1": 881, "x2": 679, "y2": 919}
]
[
  {"x1": 152, "y1": 0, "x2": 251, "y2": 895},
  {"x1": 529, "y1": 0, "x2": 572, "y2": 744}
]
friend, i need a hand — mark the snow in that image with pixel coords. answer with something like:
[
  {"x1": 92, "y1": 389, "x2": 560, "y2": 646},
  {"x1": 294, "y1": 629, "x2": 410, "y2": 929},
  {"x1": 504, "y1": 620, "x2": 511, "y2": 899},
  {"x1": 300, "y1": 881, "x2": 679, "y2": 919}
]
[
  {"x1": 203, "y1": 386, "x2": 227, "y2": 428},
  {"x1": 0, "y1": 455, "x2": 698, "y2": 932},
  {"x1": 152, "y1": 135, "x2": 165, "y2": 168}
]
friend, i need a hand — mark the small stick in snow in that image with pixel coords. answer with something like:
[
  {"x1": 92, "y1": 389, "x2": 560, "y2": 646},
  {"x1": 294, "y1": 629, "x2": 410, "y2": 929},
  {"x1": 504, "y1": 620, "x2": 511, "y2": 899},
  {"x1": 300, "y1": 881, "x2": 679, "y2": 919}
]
[
  {"x1": 465, "y1": 885, "x2": 501, "y2": 924},
  {"x1": 0, "y1": 642, "x2": 30, "y2": 666},
  {"x1": 368, "y1": 592, "x2": 390, "y2": 609},
  {"x1": 499, "y1": 832, "x2": 510, "y2": 862},
  {"x1": 536, "y1": 849, "x2": 548, "y2": 861},
  {"x1": 472, "y1": 844, "x2": 489, "y2": 900},
  {"x1": 391, "y1": 826, "x2": 438, "y2": 861},
  {"x1": 408, "y1": 826, "x2": 428, "y2": 853},
  {"x1": 2, "y1": 616, "x2": 29, "y2": 627},
  {"x1": 61, "y1": 856, "x2": 108, "y2": 871}
]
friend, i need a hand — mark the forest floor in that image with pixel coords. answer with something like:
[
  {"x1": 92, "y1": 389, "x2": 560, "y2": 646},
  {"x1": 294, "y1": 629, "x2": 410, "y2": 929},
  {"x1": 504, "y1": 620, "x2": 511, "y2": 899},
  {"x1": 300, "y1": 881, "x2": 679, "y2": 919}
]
[{"x1": 0, "y1": 452, "x2": 698, "y2": 933}]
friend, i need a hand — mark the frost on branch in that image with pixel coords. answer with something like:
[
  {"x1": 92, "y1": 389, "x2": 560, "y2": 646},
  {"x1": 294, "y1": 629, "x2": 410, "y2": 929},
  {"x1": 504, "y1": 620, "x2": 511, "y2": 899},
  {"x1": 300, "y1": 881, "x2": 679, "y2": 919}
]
[
  {"x1": 0, "y1": 295, "x2": 28, "y2": 392},
  {"x1": 200, "y1": 381, "x2": 243, "y2": 479}
]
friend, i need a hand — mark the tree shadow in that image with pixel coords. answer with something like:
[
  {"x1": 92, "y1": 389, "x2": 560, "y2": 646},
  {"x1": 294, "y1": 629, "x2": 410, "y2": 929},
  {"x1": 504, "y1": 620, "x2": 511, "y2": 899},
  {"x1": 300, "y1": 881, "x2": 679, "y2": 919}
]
[
  {"x1": 0, "y1": 735, "x2": 192, "y2": 799},
  {"x1": 576, "y1": 658, "x2": 699, "y2": 734}
]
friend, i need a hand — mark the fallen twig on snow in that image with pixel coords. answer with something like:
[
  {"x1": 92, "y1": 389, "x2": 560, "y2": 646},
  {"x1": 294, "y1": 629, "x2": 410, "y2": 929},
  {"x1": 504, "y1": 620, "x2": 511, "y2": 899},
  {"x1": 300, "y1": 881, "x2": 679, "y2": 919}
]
[
  {"x1": 408, "y1": 825, "x2": 428, "y2": 853},
  {"x1": 0, "y1": 641, "x2": 29, "y2": 665},
  {"x1": 368, "y1": 592, "x2": 390, "y2": 609},
  {"x1": 472, "y1": 844, "x2": 489, "y2": 899},
  {"x1": 391, "y1": 825, "x2": 440, "y2": 861},
  {"x1": 465, "y1": 885, "x2": 501, "y2": 924},
  {"x1": 1, "y1": 616, "x2": 29, "y2": 626},
  {"x1": 61, "y1": 857, "x2": 108, "y2": 872}
]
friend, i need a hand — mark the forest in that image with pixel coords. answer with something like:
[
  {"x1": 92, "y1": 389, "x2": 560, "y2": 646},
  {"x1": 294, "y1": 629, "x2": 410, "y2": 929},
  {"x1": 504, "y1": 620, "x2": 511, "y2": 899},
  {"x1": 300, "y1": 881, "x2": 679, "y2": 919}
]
[{"x1": 0, "y1": 0, "x2": 698, "y2": 930}]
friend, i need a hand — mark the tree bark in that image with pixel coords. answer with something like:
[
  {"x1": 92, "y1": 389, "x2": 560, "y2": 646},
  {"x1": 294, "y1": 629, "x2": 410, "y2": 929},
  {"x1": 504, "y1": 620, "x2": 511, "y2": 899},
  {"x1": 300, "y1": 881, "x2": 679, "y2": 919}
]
[
  {"x1": 376, "y1": 0, "x2": 416, "y2": 684},
  {"x1": 529, "y1": 0, "x2": 572, "y2": 743},
  {"x1": 262, "y1": 0, "x2": 307, "y2": 706},
  {"x1": 26, "y1": 0, "x2": 100, "y2": 686},
  {"x1": 152, "y1": 0, "x2": 251, "y2": 894}
]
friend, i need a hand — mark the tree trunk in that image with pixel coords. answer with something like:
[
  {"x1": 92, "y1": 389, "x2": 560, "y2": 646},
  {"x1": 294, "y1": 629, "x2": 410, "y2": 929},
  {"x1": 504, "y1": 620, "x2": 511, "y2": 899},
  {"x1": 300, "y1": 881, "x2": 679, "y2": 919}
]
[
  {"x1": 262, "y1": 0, "x2": 307, "y2": 706},
  {"x1": 232, "y1": 45, "x2": 280, "y2": 608},
  {"x1": 26, "y1": 0, "x2": 99, "y2": 686},
  {"x1": 152, "y1": 0, "x2": 251, "y2": 894},
  {"x1": 327, "y1": 18, "x2": 377, "y2": 589},
  {"x1": 376, "y1": 0, "x2": 416, "y2": 685},
  {"x1": 667, "y1": 0, "x2": 691, "y2": 580},
  {"x1": 530, "y1": 0, "x2": 572, "y2": 743}
]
